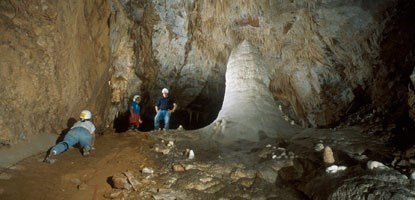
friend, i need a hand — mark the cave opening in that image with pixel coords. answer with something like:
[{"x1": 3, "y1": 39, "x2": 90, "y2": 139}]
[
  {"x1": 378, "y1": 0, "x2": 415, "y2": 150},
  {"x1": 113, "y1": 105, "x2": 222, "y2": 132},
  {"x1": 113, "y1": 86, "x2": 225, "y2": 132}
]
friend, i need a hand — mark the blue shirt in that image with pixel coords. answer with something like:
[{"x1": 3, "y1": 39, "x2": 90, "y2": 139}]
[
  {"x1": 156, "y1": 97, "x2": 175, "y2": 110},
  {"x1": 131, "y1": 101, "x2": 141, "y2": 114}
]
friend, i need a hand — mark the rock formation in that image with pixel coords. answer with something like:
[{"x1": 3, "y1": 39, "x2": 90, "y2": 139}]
[
  {"x1": 203, "y1": 40, "x2": 299, "y2": 143},
  {"x1": 0, "y1": 0, "x2": 111, "y2": 146}
]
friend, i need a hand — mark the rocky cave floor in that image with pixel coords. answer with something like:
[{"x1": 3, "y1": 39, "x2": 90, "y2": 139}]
[{"x1": 1, "y1": 125, "x2": 415, "y2": 200}]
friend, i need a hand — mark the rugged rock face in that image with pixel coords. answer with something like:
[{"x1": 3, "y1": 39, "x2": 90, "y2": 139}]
[
  {"x1": 0, "y1": 0, "x2": 111, "y2": 146},
  {"x1": 108, "y1": 0, "x2": 414, "y2": 130},
  {"x1": 1, "y1": 0, "x2": 415, "y2": 147}
]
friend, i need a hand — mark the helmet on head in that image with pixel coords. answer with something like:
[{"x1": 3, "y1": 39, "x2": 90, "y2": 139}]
[
  {"x1": 162, "y1": 88, "x2": 169, "y2": 94},
  {"x1": 80, "y1": 110, "x2": 92, "y2": 120},
  {"x1": 133, "y1": 95, "x2": 140, "y2": 101}
]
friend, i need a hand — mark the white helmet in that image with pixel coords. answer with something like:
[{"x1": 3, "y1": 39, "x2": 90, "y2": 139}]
[
  {"x1": 162, "y1": 88, "x2": 169, "y2": 94},
  {"x1": 80, "y1": 110, "x2": 92, "y2": 120},
  {"x1": 133, "y1": 95, "x2": 140, "y2": 101}
]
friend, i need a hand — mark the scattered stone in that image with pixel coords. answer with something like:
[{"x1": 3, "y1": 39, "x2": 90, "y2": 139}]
[
  {"x1": 167, "y1": 141, "x2": 174, "y2": 147},
  {"x1": 123, "y1": 170, "x2": 140, "y2": 191},
  {"x1": 284, "y1": 115, "x2": 289, "y2": 121},
  {"x1": 155, "y1": 147, "x2": 170, "y2": 155},
  {"x1": 184, "y1": 164, "x2": 195, "y2": 170},
  {"x1": 270, "y1": 159, "x2": 294, "y2": 171},
  {"x1": 172, "y1": 164, "x2": 185, "y2": 172},
  {"x1": 188, "y1": 150, "x2": 195, "y2": 159},
  {"x1": 367, "y1": 160, "x2": 389, "y2": 170},
  {"x1": 0, "y1": 172, "x2": 12, "y2": 180},
  {"x1": 77, "y1": 182, "x2": 88, "y2": 190},
  {"x1": 111, "y1": 174, "x2": 132, "y2": 190},
  {"x1": 326, "y1": 165, "x2": 347, "y2": 174},
  {"x1": 142, "y1": 167, "x2": 154, "y2": 174},
  {"x1": 257, "y1": 147, "x2": 274, "y2": 158},
  {"x1": 314, "y1": 143, "x2": 324, "y2": 152},
  {"x1": 323, "y1": 146, "x2": 335, "y2": 165},
  {"x1": 177, "y1": 125, "x2": 184, "y2": 131},
  {"x1": 410, "y1": 171, "x2": 415, "y2": 180},
  {"x1": 266, "y1": 144, "x2": 272, "y2": 148},
  {"x1": 184, "y1": 149, "x2": 195, "y2": 159},
  {"x1": 277, "y1": 152, "x2": 288, "y2": 159}
]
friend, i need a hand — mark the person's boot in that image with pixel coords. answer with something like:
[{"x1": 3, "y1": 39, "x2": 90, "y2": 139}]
[
  {"x1": 82, "y1": 148, "x2": 90, "y2": 157},
  {"x1": 44, "y1": 149, "x2": 57, "y2": 164}
]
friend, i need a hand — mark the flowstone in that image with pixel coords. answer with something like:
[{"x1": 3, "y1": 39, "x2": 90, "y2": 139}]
[{"x1": 202, "y1": 40, "x2": 299, "y2": 143}]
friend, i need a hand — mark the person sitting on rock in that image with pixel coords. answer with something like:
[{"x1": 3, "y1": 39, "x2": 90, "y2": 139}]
[
  {"x1": 129, "y1": 94, "x2": 142, "y2": 131},
  {"x1": 44, "y1": 110, "x2": 96, "y2": 164},
  {"x1": 154, "y1": 88, "x2": 177, "y2": 131}
]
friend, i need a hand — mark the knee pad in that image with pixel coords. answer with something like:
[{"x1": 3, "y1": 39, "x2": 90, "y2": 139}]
[{"x1": 63, "y1": 142, "x2": 70, "y2": 151}]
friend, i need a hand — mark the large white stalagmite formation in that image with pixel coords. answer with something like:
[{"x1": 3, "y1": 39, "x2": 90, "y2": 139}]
[{"x1": 203, "y1": 40, "x2": 299, "y2": 143}]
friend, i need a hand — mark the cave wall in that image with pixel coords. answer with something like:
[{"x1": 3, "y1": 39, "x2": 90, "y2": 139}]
[
  {"x1": 109, "y1": 0, "x2": 402, "y2": 129},
  {"x1": 1, "y1": 0, "x2": 413, "y2": 146},
  {"x1": 0, "y1": 0, "x2": 111, "y2": 146}
]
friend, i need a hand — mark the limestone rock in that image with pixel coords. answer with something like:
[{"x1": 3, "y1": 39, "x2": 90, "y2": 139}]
[
  {"x1": 172, "y1": 164, "x2": 185, "y2": 172},
  {"x1": 230, "y1": 168, "x2": 257, "y2": 180},
  {"x1": 314, "y1": 143, "x2": 325, "y2": 152},
  {"x1": 203, "y1": 40, "x2": 299, "y2": 143},
  {"x1": 142, "y1": 167, "x2": 154, "y2": 174},
  {"x1": 323, "y1": 146, "x2": 335, "y2": 165},
  {"x1": 367, "y1": 160, "x2": 389, "y2": 170},
  {"x1": 111, "y1": 174, "x2": 132, "y2": 190}
]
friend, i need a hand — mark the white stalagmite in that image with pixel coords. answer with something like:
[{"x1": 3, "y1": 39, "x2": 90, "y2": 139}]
[{"x1": 202, "y1": 40, "x2": 299, "y2": 143}]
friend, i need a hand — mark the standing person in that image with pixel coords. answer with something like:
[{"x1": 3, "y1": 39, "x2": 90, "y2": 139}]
[
  {"x1": 44, "y1": 110, "x2": 96, "y2": 164},
  {"x1": 154, "y1": 88, "x2": 177, "y2": 131},
  {"x1": 129, "y1": 94, "x2": 142, "y2": 131}
]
